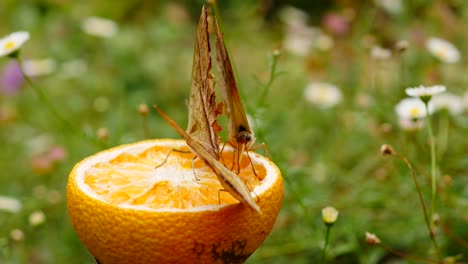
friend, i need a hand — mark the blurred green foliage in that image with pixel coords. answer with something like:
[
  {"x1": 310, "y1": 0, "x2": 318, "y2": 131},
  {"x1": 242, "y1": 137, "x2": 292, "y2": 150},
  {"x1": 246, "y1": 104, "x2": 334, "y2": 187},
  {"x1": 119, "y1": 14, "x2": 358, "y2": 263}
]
[{"x1": 0, "y1": 0, "x2": 467, "y2": 263}]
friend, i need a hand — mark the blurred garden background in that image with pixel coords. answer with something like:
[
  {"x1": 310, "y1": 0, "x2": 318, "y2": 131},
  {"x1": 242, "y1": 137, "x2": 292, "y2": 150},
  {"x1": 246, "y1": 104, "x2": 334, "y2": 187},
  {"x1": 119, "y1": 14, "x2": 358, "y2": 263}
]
[{"x1": 0, "y1": 0, "x2": 467, "y2": 263}]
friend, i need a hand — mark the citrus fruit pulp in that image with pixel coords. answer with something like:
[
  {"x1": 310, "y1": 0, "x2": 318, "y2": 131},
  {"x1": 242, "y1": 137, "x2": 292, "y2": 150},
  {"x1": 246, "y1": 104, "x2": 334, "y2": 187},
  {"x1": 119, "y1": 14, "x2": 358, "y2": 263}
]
[{"x1": 67, "y1": 139, "x2": 283, "y2": 264}]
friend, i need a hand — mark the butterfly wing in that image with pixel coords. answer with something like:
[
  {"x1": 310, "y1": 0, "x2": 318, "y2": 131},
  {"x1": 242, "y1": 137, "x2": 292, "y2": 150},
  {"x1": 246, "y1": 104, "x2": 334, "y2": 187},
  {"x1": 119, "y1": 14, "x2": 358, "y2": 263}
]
[
  {"x1": 155, "y1": 106, "x2": 261, "y2": 213},
  {"x1": 213, "y1": 17, "x2": 254, "y2": 148},
  {"x1": 186, "y1": 5, "x2": 222, "y2": 159}
]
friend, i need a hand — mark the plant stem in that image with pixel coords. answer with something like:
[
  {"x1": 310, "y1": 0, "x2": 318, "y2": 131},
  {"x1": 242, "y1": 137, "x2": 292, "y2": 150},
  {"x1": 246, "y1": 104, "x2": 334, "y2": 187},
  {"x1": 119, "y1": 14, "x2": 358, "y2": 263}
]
[
  {"x1": 320, "y1": 225, "x2": 331, "y2": 263},
  {"x1": 257, "y1": 50, "x2": 280, "y2": 107},
  {"x1": 15, "y1": 57, "x2": 105, "y2": 149},
  {"x1": 393, "y1": 151, "x2": 441, "y2": 260},
  {"x1": 424, "y1": 103, "x2": 437, "y2": 220}
]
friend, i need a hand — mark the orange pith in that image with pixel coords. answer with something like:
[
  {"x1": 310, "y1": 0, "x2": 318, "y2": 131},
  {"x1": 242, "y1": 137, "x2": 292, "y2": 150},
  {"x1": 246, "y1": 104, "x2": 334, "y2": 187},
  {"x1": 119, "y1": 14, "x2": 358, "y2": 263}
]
[
  {"x1": 67, "y1": 139, "x2": 283, "y2": 264},
  {"x1": 84, "y1": 144, "x2": 265, "y2": 209}
]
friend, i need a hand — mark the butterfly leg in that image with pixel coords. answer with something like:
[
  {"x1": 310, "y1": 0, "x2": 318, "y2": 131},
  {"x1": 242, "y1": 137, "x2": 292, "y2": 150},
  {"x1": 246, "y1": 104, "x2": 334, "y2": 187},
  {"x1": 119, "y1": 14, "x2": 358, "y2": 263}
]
[
  {"x1": 244, "y1": 181, "x2": 260, "y2": 203},
  {"x1": 229, "y1": 148, "x2": 237, "y2": 171},
  {"x1": 244, "y1": 150, "x2": 260, "y2": 179},
  {"x1": 218, "y1": 189, "x2": 229, "y2": 204},
  {"x1": 191, "y1": 156, "x2": 200, "y2": 181},
  {"x1": 155, "y1": 148, "x2": 191, "y2": 169},
  {"x1": 236, "y1": 144, "x2": 246, "y2": 175},
  {"x1": 219, "y1": 142, "x2": 228, "y2": 166},
  {"x1": 250, "y1": 142, "x2": 270, "y2": 159}
]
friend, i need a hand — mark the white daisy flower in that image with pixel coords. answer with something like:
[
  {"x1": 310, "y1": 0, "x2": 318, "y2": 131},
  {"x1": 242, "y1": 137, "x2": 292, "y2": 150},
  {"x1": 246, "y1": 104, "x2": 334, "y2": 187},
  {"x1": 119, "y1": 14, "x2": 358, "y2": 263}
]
[
  {"x1": 428, "y1": 93, "x2": 464, "y2": 115},
  {"x1": 395, "y1": 40, "x2": 409, "y2": 52},
  {"x1": 0, "y1": 31, "x2": 30, "y2": 57},
  {"x1": 426, "y1": 37, "x2": 460, "y2": 63},
  {"x1": 395, "y1": 97, "x2": 427, "y2": 119},
  {"x1": 304, "y1": 82, "x2": 343, "y2": 108},
  {"x1": 283, "y1": 26, "x2": 316, "y2": 56},
  {"x1": 23, "y1": 58, "x2": 56, "y2": 77},
  {"x1": 322, "y1": 206, "x2": 339, "y2": 225},
  {"x1": 0, "y1": 196, "x2": 22, "y2": 213},
  {"x1": 279, "y1": 5, "x2": 309, "y2": 28},
  {"x1": 370, "y1": 46, "x2": 392, "y2": 60},
  {"x1": 82, "y1": 16, "x2": 118, "y2": 38},
  {"x1": 29, "y1": 210, "x2": 46, "y2": 226},
  {"x1": 10, "y1": 229, "x2": 24, "y2": 241},
  {"x1": 464, "y1": 91, "x2": 468, "y2": 111},
  {"x1": 405, "y1": 85, "x2": 446, "y2": 99},
  {"x1": 398, "y1": 117, "x2": 425, "y2": 131},
  {"x1": 315, "y1": 34, "x2": 334, "y2": 51},
  {"x1": 374, "y1": 0, "x2": 403, "y2": 14}
]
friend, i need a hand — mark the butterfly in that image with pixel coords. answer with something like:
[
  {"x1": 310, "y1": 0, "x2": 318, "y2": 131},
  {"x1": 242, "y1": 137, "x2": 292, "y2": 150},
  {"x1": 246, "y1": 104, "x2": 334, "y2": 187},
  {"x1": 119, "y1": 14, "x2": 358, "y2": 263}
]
[
  {"x1": 213, "y1": 15, "x2": 264, "y2": 177},
  {"x1": 155, "y1": 5, "x2": 260, "y2": 213}
]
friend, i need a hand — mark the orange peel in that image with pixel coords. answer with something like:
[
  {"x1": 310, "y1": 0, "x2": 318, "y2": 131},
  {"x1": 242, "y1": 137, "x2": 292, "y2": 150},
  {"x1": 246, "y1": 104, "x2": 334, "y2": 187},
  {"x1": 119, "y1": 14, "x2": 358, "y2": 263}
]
[{"x1": 67, "y1": 139, "x2": 283, "y2": 264}]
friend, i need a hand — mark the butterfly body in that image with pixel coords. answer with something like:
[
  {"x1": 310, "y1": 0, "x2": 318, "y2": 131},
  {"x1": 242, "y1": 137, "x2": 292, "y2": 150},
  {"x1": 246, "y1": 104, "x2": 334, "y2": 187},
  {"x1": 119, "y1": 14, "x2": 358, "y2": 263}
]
[{"x1": 235, "y1": 125, "x2": 255, "y2": 149}]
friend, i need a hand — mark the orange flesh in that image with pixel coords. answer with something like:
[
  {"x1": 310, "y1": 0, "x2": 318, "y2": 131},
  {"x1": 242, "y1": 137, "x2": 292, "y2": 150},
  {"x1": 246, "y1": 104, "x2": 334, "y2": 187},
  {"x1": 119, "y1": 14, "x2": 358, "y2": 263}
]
[{"x1": 84, "y1": 145, "x2": 265, "y2": 209}]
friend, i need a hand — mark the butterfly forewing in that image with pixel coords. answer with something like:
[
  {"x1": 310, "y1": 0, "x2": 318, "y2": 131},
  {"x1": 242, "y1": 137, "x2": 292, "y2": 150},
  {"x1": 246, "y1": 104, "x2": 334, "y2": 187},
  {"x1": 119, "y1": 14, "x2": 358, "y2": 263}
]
[
  {"x1": 213, "y1": 17, "x2": 255, "y2": 149},
  {"x1": 186, "y1": 5, "x2": 221, "y2": 159}
]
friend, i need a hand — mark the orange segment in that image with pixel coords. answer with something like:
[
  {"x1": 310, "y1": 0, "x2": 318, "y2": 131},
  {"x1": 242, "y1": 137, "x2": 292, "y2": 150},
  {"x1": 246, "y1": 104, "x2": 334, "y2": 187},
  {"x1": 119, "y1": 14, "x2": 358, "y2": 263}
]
[{"x1": 67, "y1": 139, "x2": 283, "y2": 264}]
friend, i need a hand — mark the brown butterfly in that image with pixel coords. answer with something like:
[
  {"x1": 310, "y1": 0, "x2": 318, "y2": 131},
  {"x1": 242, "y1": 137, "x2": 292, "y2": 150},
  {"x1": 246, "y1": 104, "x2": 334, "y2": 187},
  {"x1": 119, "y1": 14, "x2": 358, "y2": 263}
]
[
  {"x1": 213, "y1": 15, "x2": 264, "y2": 176},
  {"x1": 155, "y1": 5, "x2": 260, "y2": 213}
]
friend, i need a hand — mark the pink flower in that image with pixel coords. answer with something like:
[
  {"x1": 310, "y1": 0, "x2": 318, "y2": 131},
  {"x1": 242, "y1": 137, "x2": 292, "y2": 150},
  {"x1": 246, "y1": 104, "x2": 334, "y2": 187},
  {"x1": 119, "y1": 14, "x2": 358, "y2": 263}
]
[
  {"x1": 47, "y1": 145, "x2": 67, "y2": 162},
  {"x1": 30, "y1": 156, "x2": 54, "y2": 175},
  {"x1": 1, "y1": 61, "x2": 24, "y2": 95},
  {"x1": 322, "y1": 12, "x2": 349, "y2": 36}
]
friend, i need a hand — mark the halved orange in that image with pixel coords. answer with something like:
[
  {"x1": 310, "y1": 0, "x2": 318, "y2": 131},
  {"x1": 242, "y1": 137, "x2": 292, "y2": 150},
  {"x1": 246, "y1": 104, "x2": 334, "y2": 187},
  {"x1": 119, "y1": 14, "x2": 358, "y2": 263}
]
[{"x1": 67, "y1": 139, "x2": 283, "y2": 264}]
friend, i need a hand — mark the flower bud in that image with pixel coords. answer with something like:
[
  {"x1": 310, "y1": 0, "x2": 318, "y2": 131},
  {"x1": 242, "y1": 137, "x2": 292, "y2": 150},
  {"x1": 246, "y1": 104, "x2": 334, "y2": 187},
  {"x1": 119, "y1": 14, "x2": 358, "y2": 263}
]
[
  {"x1": 365, "y1": 232, "x2": 381, "y2": 245},
  {"x1": 322, "y1": 206, "x2": 339, "y2": 225},
  {"x1": 138, "y1": 103, "x2": 149, "y2": 117},
  {"x1": 380, "y1": 144, "x2": 394, "y2": 156},
  {"x1": 97, "y1": 127, "x2": 109, "y2": 140}
]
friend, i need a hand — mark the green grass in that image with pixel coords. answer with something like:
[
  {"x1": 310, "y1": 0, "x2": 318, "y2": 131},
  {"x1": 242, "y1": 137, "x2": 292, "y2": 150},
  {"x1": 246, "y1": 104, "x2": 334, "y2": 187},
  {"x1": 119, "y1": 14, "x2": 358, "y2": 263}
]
[{"x1": 0, "y1": 1, "x2": 467, "y2": 263}]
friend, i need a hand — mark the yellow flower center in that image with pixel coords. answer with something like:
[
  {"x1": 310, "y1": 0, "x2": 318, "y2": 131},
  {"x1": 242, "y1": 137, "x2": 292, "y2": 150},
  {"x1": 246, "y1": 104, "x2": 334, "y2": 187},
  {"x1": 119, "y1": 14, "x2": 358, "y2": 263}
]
[
  {"x1": 317, "y1": 87, "x2": 329, "y2": 102},
  {"x1": 435, "y1": 48, "x2": 447, "y2": 58},
  {"x1": 4, "y1": 41, "x2": 15, "y2": 50},
  {"x1": 409, "y1": 107, "x2": 421, "y2": 117}
]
